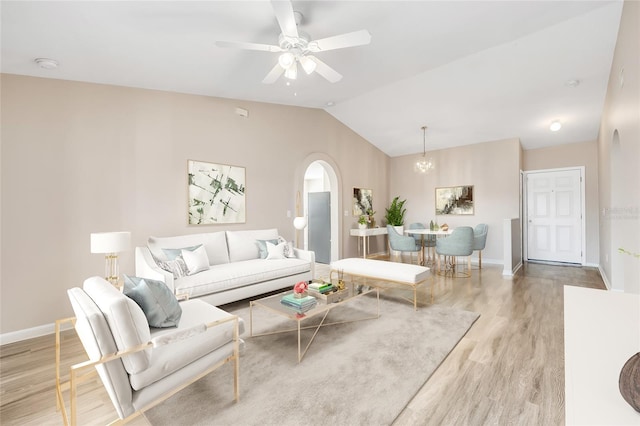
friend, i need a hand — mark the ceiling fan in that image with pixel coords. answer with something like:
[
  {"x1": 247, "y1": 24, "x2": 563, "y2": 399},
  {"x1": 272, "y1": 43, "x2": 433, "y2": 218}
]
[{"x1": 215, "y1": 0, "x2": 371, "y2": 84}]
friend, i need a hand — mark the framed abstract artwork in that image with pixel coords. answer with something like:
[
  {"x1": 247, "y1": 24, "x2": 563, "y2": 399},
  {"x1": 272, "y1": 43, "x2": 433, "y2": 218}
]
[
  {"x1": 188, "y1": 160, "x2": 246, "y2": 224},
  {"x1": 435, "y1": 185, "x2": 474, "y2": 215},
  {"x1": 353, "y1": 188, "x2": 373, "y2": 216}
]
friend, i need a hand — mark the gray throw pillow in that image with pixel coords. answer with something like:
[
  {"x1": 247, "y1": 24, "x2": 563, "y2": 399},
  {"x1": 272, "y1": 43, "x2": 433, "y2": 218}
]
[
  {"x1": 161, "y1": 244, "x2": 202, "y2": 260},
  {"x1": 256, "y1": 239, "x2": 280, "y2": 259},
  {"x1": 123, "y1": 275, "x2": 182, "y2": 328}
]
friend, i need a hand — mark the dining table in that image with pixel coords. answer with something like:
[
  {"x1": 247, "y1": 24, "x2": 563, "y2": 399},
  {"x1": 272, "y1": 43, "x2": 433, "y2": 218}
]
[{"x1": 404, "y1": 228, "x2": 453, "y2": 266}]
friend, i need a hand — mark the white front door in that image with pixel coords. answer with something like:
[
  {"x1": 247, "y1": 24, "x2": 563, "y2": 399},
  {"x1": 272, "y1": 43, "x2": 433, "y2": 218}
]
[{"x1": 526, "y1": 168, "x2": 583, "y2": 264}]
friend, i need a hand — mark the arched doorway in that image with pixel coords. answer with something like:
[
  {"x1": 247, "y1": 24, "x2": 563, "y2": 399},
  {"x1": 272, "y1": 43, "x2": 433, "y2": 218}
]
[{"x1": 297, "y1": 155, "x2": 341, "y2": 263}]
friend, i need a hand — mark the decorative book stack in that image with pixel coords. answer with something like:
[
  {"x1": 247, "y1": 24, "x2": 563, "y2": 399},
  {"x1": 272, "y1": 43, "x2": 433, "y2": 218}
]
[
  {"x1": 308, "y1": 281, "x2": 347, "y2": 304},
  {"x1": 280, "y1": 293, "x2": 317, "y2": 313},
  {"x1": 308, "y1": 282, "x2": 335, "y2": 294}
]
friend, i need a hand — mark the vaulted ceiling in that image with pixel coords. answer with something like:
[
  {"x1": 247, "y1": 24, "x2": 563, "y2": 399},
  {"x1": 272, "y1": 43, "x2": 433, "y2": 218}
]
[{"x1": 1, "y1": 1, "x2": 624, "y2": 156}]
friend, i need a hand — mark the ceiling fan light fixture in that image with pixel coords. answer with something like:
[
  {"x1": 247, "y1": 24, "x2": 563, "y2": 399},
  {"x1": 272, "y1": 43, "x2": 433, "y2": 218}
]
[
  {"x1": 300, "y1": 56, "x2": 317, "y2": 75},
  {"x1": 284, "y1": 62, "x2": 298, "y2": 80},
  {"x1": 414, "y1": 126, "x2": 435, "y2": 174},
  {"x1": 278, "y1": 52, "x2": 295, "y2": 69}
]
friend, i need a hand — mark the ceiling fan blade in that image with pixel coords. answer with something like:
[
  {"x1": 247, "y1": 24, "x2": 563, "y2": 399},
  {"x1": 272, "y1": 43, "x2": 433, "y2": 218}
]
[
  {"x1": 215, "y1": 40, "x2": 282, "y2": 53},
  {"x1": 308, "y1": 30, "x2": 371, "y2": 52},
  {"x1": 270, "y1": 0, "x2": 298, "y2": 39},
  {"x1": 309, "y1": 56, "x2": 342, "y2": 83},
  {"x1": 262, "y1": 63, "x2": 285, "y2": 84}
]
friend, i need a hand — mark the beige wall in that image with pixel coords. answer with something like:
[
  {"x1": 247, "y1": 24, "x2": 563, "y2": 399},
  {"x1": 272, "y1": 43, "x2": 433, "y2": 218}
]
[
  {"x1": 523, "y1": 140, "x2": 600, "y2": 265},
  {"x1": 389, "y1": 138, "x2": 522, "y2": 264},
  {"x1": 597, "y1": 0, "x2": 640, "y2": 292},
  {"x1": 0, "y1": 74, "x2": 390, "y2": 334}
]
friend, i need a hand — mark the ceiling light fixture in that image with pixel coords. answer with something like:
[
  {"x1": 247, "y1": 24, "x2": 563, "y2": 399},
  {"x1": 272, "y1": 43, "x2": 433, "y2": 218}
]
[
  {"x1": 550, "y1": 120, "x2": 562, "y2": 132},
  {"x1": 299, "y1": 56, "x2": 317, "y2": 75},
  {"x1": 278, "y1": 52, "x2": 295, "y2": 69},
  {"x1": 565, "y1": 79, "x2": 580, "y2": 88},
  {"x1": 34, "y1": 58, "x2": 58, "y2": 70},
  {"x1": 414, "y1": 126, "x2": 435, "y2": 174},
  {"x1": 284, "y1": 62, "x2": 298, "y2": 80}
]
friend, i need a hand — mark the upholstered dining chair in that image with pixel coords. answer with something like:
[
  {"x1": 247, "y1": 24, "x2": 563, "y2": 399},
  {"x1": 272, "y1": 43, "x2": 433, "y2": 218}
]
[
  {"x1": 435, "y1": 226, "x2": 474, "y2": 277},
  {"x1": 473, "y1": 224, "x2": 489, "y2": 269},
  {"x1": 408, "y1": 222, "x2": 436, "y2": 263},
  {"x1": 387, "y1": 225, "x2": 421, "y2": 264}
]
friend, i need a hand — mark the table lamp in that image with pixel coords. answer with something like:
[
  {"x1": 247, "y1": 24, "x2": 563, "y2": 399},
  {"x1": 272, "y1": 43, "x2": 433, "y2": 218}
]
[
  {"x1": 293, "y1": 191, "x2": 307, "y2": 248},
  {"x1": 90, "y1": 231, "x2": 131, "y2": 286}
]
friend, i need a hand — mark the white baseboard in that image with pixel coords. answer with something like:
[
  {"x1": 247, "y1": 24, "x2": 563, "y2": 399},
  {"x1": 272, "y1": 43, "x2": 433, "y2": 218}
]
[
  {"x1": 0, "y1": 321, "x2": 73, "y2": 346},
  {"x1": 598, "y1": 265, "x2": 612, "y2": 290},
  {"x1": 503, "y1": 261, "x2": 523, "y2": 277}
]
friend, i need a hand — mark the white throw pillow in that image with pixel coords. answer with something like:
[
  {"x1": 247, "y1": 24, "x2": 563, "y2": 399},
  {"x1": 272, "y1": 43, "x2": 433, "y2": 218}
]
[
  {"x1": 182, "y1": 245, "x2": 210, "y2": 275},
  {"x1": 265, "y1": 241, "x2": 286, "y2": 260}
]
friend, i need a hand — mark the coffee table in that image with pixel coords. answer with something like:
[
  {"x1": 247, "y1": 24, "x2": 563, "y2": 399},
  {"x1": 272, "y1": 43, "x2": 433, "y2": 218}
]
[{"x1": 249, "y1": 284, "x2": 379, "y2": 362}]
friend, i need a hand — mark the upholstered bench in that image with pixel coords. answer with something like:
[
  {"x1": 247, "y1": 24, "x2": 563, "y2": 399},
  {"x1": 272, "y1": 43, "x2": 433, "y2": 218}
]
[{"x1": 329, "y1": 258, "x2": 432, "y2": 310}]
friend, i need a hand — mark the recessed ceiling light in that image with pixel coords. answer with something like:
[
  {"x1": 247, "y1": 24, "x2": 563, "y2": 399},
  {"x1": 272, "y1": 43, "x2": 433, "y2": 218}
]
[
  {"x1": 34, "y1": 58, "x2": 59, "y2": 70},
  {"x1": 326, "y1": 101, "x2": 335, "y2": 107},
  {"x1": 565, "y1": 79, "x2": 580, "y2": 88},
  {"x1": 550, "y1": 120, "x2": 562, "y2": 132}
]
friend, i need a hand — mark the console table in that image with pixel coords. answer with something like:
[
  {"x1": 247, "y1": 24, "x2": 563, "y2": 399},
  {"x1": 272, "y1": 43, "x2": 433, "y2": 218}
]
[{"x1": 350, "y1": 227, "x2": 387, "y2": 258}]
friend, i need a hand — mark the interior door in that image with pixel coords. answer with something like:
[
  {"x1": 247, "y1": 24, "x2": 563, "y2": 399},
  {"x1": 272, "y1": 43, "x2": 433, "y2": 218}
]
[
  {"x1": 526, "y1": 169, "x2": 582, "y2": 263},
  {"x1": 308, "y1": 191, "x2": 331, "y2": 264}
]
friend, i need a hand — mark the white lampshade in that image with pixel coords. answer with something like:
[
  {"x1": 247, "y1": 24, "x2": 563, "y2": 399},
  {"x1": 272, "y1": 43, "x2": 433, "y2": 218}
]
[
  {"x1": 300, "y1": 56, "x2": 317, "y2": 75},
  {"x1": 293, "y1": 216, "x2": 307, "y2": 230},
  {"x1": 284, "y1": 62, "x2": 298, "y2": 80},
  {"x1": 90, "y1": 231, "x2": 131, "y2": 254},
  {"x1": 278, "y1": 52, "x2": 295, "y2": 69}
]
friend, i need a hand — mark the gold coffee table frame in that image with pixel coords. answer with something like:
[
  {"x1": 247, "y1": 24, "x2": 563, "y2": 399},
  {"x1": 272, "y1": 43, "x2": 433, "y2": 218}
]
[{"x1": 249, "y1": 284, "x2": 379, "y2": 363}]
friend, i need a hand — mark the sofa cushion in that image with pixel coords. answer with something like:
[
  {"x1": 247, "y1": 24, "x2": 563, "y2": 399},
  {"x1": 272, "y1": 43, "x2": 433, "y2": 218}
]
[
  {"x1": 226, "y1": 229, "x2": 279, "y2": 262},
  {"x1": 265, "y1": 241, "x2": 286, "y2": 260},
  {"x1": 148, "y1": 232, "x2": 229, "y2": 266},
  {"x1": 67, "y1": 287, "x2": 134, "y2": 418},
  {"x1": 174, "y1": 258, "x2": 311, "y2": 298},
  {"x1": 123, "y1": 275, "x2": 182, "y2": 328},
  {"x1": 83, "y1": 277, "x2": 151, "y2": 374},
  {"x1": 156, "y1": 257, "x2": 189, "y2": 279},
  {"x1": 182, "y1": 245, "x2": 210, "y2": 275},
  {"x1": 256, "y1": 238, "x2": 279, "y2": 259},
  {"x1": 129, "y1": 299, "x2": 244, "y2": 390},
  {"x1": 161, "y1": 244, "x2": 202, "y2": 261}
]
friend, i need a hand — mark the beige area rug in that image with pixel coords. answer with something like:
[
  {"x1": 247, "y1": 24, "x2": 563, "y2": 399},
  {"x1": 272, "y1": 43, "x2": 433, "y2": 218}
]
[{"x1": 145, "y1": 291, "x2": 479, "y2": 425}]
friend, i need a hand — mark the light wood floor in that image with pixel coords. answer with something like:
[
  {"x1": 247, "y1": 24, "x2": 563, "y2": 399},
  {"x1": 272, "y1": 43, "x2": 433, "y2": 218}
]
[{"x1": 0, "y1": 261, "x2": 605, "y2": 425}]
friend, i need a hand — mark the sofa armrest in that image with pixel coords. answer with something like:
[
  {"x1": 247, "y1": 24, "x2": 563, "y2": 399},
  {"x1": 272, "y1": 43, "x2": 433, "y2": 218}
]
[
  {"x1": 294, "y1": 248, "x2": 315, "y2": 279},
  {"x1": 135, "y1": 246, "x2": 175, "y2": 293}
]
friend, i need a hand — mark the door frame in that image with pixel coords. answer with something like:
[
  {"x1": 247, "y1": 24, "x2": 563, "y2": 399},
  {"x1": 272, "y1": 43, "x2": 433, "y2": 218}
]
[
  {"x1": 296, "y1": 154, "x2": 342, "y2": 262},
  {"x1": 523, "y1": 166, "x2": 586, "y2": 265}
]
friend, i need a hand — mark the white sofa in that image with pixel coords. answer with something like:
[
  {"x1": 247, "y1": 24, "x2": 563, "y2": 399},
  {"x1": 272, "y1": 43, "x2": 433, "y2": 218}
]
[{"x1": 135, "y1": 228, "x2": 315, "y2": 306}]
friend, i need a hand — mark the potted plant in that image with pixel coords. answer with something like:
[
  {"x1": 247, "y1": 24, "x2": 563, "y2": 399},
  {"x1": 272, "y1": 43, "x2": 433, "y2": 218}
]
[
  {"x1": 385, "y1": 196, "x2": 407, "y2": 233},
  {"x1": 358, "y1": 215, "x2": 368, "y2": 229}
]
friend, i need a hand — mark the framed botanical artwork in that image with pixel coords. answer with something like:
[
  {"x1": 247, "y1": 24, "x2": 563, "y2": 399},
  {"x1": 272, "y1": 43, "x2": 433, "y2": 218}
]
[
  {"x1": 188, "y1": 160, "x2": 246, "y2": 224},
  {"x1": 353, "y1": 188, "x2": 373, "y2": 216},
  {"x1": 435, "y1": 185, "x2": 474, "y2": 215}
]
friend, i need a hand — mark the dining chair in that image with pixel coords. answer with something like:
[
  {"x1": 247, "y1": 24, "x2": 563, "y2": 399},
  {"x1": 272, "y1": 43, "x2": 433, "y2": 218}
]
[
  {"x1": 408, "y1": 222, "x2": 436, "y2": 264},
  {"x1": 435, "y1": 226, "x2": 474, "y2": 277},
  {"x1": 386, "y1": 225, "x2": 421, "y2": 264},
  {"x1": 473, "y1": 224, "x2": 489, "y2": 269}
]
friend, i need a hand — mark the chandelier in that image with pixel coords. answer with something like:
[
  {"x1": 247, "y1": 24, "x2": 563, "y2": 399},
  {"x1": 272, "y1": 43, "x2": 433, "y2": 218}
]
[{"x1": 414, "y1": 126, "x2": 435, "y2": 174}]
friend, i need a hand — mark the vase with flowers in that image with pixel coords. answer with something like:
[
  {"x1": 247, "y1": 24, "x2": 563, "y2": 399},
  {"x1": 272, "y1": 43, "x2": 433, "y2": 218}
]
[{"x1": 293, "y1": 281, "x2": 308, "y2": 298}]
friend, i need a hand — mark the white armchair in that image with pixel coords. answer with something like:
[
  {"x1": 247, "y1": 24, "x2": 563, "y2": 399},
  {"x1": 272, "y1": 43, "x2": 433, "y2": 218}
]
[{"x1": 55, "y1": 276, "x2": 242, "y2": 425}]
